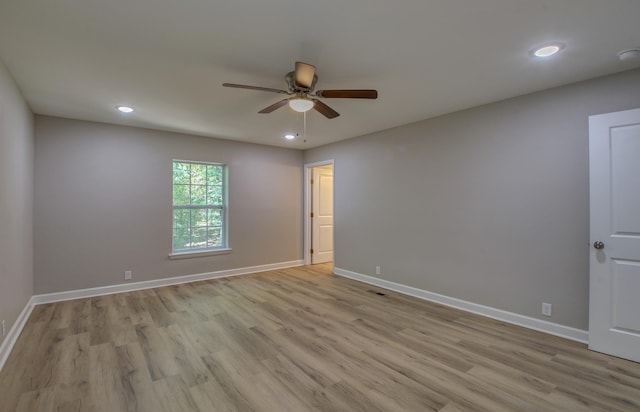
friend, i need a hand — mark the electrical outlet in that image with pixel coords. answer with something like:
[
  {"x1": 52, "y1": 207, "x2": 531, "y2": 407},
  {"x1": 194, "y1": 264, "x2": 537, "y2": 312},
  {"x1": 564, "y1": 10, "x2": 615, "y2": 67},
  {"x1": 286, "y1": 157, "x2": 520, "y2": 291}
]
[
  {"x1": 375, "y1": 266, "x2": 381, "y2": 275},
  {"x1": 124, "y1": 270, "x2": 132, "y2": 280},
  {"x1": 542, "y1": 302, "x2": 552, "y2": 317},
  {"x1": 1, "y1": 319, "x2": 5, "y2": 337}
]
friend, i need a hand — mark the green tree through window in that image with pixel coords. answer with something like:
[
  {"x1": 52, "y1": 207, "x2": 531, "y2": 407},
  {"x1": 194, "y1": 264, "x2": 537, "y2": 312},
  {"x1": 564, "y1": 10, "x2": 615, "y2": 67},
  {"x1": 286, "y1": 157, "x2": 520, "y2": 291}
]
[{"x1": 172, "y1": 161, "x2": 227, "y2": 252}]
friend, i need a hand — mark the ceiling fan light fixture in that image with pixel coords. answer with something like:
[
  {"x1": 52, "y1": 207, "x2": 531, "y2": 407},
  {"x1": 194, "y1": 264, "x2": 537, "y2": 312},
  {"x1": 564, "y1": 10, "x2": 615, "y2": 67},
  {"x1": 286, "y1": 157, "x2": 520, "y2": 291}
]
[{"x1": 289, "y1": 98, "x2": 314, "y2": 113}]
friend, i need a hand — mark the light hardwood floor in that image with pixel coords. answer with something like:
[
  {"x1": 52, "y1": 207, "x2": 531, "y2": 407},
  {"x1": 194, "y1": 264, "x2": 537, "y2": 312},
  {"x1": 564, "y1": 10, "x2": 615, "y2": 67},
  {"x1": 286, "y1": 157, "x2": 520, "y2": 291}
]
[{"x1": 1, "y1": 264, "x2": 639, "y2": 411}]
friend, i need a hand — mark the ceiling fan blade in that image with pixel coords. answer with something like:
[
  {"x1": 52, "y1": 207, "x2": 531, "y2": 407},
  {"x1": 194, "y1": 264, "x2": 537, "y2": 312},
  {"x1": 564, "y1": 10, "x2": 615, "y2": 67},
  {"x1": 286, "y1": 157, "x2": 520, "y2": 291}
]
[
  {"x1": 313, "y1": 100, "x2": 340, "y2": 119},
  {"x1": 223, "y1": 83, "x2": 289, "y2": 94},
  {"x1": 294, "y1": 62, "x2": 316, "y2": 88},
  {"x1": 258, "y1": 99, "x2": 289, "y2": 114},
  {"x1": 316, "y1": 89, "x2": 378, "y2": 99}
]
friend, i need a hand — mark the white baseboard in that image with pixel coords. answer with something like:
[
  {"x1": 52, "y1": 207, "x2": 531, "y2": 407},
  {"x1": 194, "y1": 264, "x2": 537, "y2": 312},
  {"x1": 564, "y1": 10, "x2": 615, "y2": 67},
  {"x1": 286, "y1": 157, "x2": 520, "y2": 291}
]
[
  {"x1": 0, "y1": 296, "x2": 36, "y2": 373},
  {"x1": 32, "y1": 260, "x2": 304, "y2": 304},
  {"x1": 334, "y1": 267, "x2": 589, "y2": 344}
]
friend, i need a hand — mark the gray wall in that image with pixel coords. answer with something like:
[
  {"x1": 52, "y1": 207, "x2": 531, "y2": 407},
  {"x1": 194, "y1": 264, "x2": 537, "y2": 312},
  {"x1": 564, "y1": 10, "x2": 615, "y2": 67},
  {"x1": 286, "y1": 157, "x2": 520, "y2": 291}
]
[
  {"x1": 305, "y1": 69, "x2": 640, "y2": 330},
  {"x1": 34, "y1": 116, "x2": 303, "y2": 294},
  {"x1": 0, "y1": 59, "x2": 33, "y2": 342}
]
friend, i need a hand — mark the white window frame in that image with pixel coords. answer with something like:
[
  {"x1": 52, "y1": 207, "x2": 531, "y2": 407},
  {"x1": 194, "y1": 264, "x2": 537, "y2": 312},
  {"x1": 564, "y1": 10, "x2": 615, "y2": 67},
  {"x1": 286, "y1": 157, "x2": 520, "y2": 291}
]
[{"x1": 169, "y1": 160, "x2": 231, "y2": 259}]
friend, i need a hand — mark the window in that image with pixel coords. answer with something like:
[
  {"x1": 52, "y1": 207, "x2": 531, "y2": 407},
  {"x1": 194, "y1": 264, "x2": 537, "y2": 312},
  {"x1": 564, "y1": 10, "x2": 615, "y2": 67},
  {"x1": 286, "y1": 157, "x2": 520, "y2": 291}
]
[{"x1": 172, "y1": 160, "x2": 227, "y2": 253}]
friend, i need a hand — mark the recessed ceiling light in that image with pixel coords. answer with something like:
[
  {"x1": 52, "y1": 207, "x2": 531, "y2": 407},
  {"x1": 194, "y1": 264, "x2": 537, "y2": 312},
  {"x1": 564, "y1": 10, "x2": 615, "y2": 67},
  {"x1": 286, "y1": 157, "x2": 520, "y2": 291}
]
[
  {"x1": 116, "y1": 105, "x2": 134, "y2": 113},
  {"x1": 618, "y1": 48, "x2": 640, "y2": 61},
  {"x1": 531, "y1": 43, "x2": 564, "y2": 58},
  {"x1": 284, "y1": 134, "x2": 296, "y2": 140}
]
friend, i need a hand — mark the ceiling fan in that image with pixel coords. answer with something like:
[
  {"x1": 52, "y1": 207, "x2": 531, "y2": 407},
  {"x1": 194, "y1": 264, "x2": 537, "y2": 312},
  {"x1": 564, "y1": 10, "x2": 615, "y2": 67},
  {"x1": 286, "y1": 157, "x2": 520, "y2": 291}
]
[{"x1": 223, "y1": 62, "x2": 378, "y2": 119}]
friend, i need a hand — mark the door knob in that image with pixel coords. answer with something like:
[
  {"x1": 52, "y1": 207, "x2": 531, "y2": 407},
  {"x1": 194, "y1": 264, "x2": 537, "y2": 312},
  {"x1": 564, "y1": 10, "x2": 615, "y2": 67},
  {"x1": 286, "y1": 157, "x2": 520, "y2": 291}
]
[{"x1": 593, "y1": 241, "x2": 605, "y2": 250}]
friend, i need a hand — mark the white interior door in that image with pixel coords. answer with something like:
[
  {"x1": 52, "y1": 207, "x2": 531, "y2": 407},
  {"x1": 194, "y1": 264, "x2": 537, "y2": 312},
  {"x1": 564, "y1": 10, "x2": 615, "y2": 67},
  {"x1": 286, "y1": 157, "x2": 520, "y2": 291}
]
[
  {"x1": 311, "y1": 166, "x2": 333, "y2": 264},
  {"x1": 589, "y1": 107, "x2": 640, "y2": 362}
]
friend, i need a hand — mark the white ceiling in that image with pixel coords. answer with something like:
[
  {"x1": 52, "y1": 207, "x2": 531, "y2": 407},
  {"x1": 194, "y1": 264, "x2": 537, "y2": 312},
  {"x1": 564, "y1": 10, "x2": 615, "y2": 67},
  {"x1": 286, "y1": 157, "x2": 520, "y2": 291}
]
[{"x1": 1, "y1": 0, "x2": 639, "y2": 149}]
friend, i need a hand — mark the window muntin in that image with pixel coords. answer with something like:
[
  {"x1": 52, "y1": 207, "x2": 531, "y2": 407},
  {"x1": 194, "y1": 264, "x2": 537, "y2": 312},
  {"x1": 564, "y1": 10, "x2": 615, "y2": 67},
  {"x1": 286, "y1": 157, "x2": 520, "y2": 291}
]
[{"x1": 172, "y1": 161, "x2": 226, "y2": 252}]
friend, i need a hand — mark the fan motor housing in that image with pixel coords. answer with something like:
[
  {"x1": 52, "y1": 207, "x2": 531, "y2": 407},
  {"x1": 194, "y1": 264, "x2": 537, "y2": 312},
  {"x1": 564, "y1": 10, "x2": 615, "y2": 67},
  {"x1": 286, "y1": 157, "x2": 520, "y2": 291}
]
[{"x1": 286, "y1": 71, "x2": 317, "y2": 93}]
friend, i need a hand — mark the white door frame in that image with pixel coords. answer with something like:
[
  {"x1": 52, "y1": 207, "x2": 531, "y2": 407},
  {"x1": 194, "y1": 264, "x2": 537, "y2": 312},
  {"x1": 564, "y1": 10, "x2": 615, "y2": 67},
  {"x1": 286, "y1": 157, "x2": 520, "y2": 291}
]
[{"x1": 304, "y1": 159, "x2": 335, "y2": 265}]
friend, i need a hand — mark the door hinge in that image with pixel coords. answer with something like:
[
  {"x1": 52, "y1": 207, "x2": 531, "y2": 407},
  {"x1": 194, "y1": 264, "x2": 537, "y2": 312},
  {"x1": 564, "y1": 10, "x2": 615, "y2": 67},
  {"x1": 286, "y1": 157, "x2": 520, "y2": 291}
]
[
  {"x1": 310, "y1": 249, "x2": 314, "y2": 254},
  {"x1": 310, "y1": 179, "x2": 314, "y2": 184},
  {"x1": 310, "y1": 212, "x2": 314, "y2": 218}
]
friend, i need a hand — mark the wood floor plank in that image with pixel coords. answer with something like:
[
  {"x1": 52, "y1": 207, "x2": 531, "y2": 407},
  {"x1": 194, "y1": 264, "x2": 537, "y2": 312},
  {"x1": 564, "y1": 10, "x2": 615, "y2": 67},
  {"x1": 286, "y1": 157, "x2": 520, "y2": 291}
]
[
  {"x1": 322, "y1": 380, "x2": 386, "y2": 412},
  {"x1": 50, "y1": 332, "x2": 91, "y2": 409},
  {"x1": 88, "y1": 343, "x2": 129, "y2": 412},
  {"x1": 134, "y1": 323, "x2": 181, "y2": 381},
  {"x1": 122, "y1": 292, "x2": 154, "y2": 326},
  {"x1": 89, "y1": 296, "x2": 111, "y2": 346},
  {"x1": 114, "y1": 342, "x2": 165, "y2": 412},
  {"x1": 153, "y1": 375, "x2": 201, "y2": 412},
  {"x1": 197, "y1": 354, "x2": 257, "y2": 411},
  {"x1": 14, "y1": 386, "x2": 56, "y2": 412},
  {"x1": 1, "y1": 263, "x2": 640, "y2": 411},
  {"x1": 163, "y1": 323, "x2": 212, "y2": 387},
  {"x1": 260, "y1": 353, "x2": 336, "y2": 411},
  {"x1": 142, "y1": 295, "x2": 176, "y2": 328},
  {"x1": 249, "y1": 325, "x2": 344, "y2": 388},
  {"x1": 239, "y1": 370, "x2": 313, "y2": 412}
]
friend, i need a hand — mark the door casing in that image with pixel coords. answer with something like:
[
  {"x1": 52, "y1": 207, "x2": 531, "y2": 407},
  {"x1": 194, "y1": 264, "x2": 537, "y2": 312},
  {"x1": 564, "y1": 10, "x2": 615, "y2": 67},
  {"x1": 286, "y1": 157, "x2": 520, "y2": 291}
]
[{"x1": 304, "y1": 159, "x2": 335, "y2": 266}]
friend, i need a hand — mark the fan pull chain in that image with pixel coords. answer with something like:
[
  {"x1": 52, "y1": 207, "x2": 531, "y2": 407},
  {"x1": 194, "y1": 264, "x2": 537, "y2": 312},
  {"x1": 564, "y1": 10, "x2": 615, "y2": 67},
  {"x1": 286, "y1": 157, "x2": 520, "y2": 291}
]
[{"x1": 303, "y1": 111, "x2": 307, "y2": 142}]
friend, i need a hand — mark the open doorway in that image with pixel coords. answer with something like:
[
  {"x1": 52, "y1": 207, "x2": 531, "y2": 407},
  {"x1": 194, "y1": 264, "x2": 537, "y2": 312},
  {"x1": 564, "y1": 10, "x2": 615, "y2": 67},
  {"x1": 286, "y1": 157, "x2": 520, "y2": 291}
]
[{"x1": 304, "y1": 160, "x2": 334, "y2": 266}]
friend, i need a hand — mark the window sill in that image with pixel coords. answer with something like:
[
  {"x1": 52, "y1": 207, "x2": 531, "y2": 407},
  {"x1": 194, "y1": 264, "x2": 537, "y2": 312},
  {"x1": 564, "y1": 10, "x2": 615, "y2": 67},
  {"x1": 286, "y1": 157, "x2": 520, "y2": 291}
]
[{"x1": 169, "y1": 248, "x2": 232, "y2": 260}]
